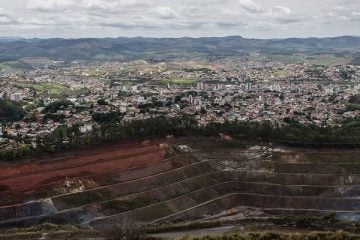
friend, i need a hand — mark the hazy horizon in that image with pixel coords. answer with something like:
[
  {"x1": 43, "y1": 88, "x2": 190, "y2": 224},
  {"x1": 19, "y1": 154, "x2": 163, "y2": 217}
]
[{"x1": 1, "y1": 34, "x2": 360, "y2": 40}]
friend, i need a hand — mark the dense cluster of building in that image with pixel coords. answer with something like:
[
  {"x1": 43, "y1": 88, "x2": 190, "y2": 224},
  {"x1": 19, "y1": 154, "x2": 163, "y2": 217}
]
[{"x1": 0, "y1": 59, "x2": 359, "y2": 147}]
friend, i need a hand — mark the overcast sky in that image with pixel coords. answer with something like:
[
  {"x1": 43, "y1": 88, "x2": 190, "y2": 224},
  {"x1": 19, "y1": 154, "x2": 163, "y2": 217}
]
[{"x1": 0, "y1": 0, "x2": 359, "y2": 39}]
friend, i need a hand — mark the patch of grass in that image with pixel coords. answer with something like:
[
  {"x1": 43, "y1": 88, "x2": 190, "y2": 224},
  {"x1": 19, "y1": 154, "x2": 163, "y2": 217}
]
[
  {"x1": 101, "y1": 197, "x2": 159, "y2": 213},
  {"x1": 274, "y1": 69, "x2": 289, "y2": 78},
  {"x1": 142, "y1": 203, "x2": 174, "y2": 221},
  {"x1": 307, "y1": 54, "x2": 352, "y2": 66},
  {"x1": 147, "y1": 221, "x2": 223, "y2": 234},
  {"x1": 54, "y1": 189, "x2": 116, "y2": 209},
  {"x1": 347, "y1": 104, "x2": 360, "y2": 112},
  {"x1": 89, "y1": 69, "x2": 106, "y2": 77},
  {"x1": 158, "y1": 78, "x2": 197, "y2": 85},
  {"x1": 13, "y1": 223, "x2": 79, "y2": 233},
  {"x1": 265, "y1": 54, "x2": 306, "y2": 63},
  {"x1": 303, "y1": 153, "x2": 360, "y2": 163},
  {"x1": 265, "y1": 53, "x2": 352, "y2": 66},
  {"x1": 14, "y1": 82, "x2": 70, "y2": 97},
  {"x1": 174, "y1": 78, "x2": 197, "y2": 84},
  {"x1": 0, "y1": 61, "x2": 33, "y2": 71},
  {"x1": 179, "y1": 231, "x2": 360, "y2": 240}
]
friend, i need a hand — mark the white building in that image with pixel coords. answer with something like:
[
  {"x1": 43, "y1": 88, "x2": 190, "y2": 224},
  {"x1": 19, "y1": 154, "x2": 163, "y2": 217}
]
[
  {"x1": 10, "y1": 93, "x2": 23, "y2": 102},
  {"x1": 120, "y1": 103, "x2": 127, "y2": 113},
  {"x1": 79, "y1": 124, "x2": 93, "y2": 133}
]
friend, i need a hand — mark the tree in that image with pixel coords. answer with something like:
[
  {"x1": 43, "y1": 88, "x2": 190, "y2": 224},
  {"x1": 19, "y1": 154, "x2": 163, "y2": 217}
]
[
  {"x1": 42, "y1": 100, "x2": 73, "y2": 113},
  {"x1": 92, "y1": 112, "x2": 121, "y2": 123},
  {"x1": 0, "y1": 100, "x2": 25, "y2": 122},
  {"x1": 349, "y1": 94, "x2": 360, "y2": 104},
  {"x1": 97, "y1": 98, "x2": 107, "y2": 105}
]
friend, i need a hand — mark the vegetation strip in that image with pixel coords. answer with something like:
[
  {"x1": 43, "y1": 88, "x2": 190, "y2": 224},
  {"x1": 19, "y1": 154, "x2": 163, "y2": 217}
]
[{"x1": 87, "y1": 186, "x2": 360, "y2": 226}]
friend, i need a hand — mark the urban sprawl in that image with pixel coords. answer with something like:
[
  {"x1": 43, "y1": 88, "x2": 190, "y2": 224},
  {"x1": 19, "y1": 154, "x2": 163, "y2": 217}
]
[{"x1": 0, "y1": 58, "x2": 359, "y2": 149}]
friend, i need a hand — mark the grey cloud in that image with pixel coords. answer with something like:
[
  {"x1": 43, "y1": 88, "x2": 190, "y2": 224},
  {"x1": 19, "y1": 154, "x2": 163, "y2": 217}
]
[
  {"x1": 267, "y1": 6, "x2": 302, "y2": 24},
  {"x1": 0, "y1": 0, "x2": 358, "y2": 38},
  {"x1": 99, "y1": 21, "x2": 158, "y2": 29},
  {"x1": 237, "y1": 0, "x2": 264, "y2": 13},
  {"x1": 319, "y1": 4, "x2": 360, "y2": 24},
  {"x1": 274, "y1": 17, "x2": 302, "y2": 24},
  {"x1": 27, "y1": 0, "x2": 151, "y2": 12},
  {"x1": 27, "y1": 0, "x2": 76, "y2": 11},
  {"x1": 271, "y1": 6, "x2": 291, "y2": 16},
  {"x1": 180, "y1": 6, "x2": 205, "y2": 18},
  {"x1": 214, "y1": 21, "x2": 247, "y2": 28},
  {"x1": 82, "y1": 0, "x2": 151, "y2": 10},
  {"x1": 0, "y1": 8, "x2": 19, "y2": 25},
  {"x1": 81, "y1": 0, "x2": 118, "y2": 10},
  {"x1": 152, "y1": 7, "x2": 177, "y2": 19},
  {"x1": 0, "y1": 16, "x2": 14, "y2": 24}
]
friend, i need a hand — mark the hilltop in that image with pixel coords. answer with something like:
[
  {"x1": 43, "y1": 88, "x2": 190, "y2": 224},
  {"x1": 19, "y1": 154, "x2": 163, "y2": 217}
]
[{"x1": 0, "y1": 36, "x2": 360, "y2": 62}]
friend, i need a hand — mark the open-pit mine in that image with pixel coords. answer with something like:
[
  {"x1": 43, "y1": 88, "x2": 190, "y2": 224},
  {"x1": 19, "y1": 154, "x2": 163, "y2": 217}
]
[{"x1": 0, "y1": 138, "x2": 359, "y2": 239}]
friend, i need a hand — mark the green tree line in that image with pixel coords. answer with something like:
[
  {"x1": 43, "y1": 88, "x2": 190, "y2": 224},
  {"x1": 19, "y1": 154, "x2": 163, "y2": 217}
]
[{"x1": 0, "y1": 116, "x2": 359, "y2": 162}]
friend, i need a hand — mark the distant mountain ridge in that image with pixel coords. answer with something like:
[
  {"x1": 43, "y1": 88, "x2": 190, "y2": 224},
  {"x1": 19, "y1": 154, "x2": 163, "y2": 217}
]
[
  {"x1": 0, "y1": 36, "x2": 359, "y2": 62},
  {"x1": 0, "y1": 37, "x2": 24, "y2": 43}
]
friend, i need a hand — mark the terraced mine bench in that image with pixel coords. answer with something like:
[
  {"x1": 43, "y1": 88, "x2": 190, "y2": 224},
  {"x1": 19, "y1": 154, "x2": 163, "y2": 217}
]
[{"x1": 0, "y1": 141, "x2": 359, "y2": 229}]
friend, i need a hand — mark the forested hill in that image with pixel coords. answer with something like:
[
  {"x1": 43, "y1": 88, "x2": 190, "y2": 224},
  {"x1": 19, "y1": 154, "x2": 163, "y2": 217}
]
[{"x1": 0, "y1": 36, "x2": 359, "y2": 62}]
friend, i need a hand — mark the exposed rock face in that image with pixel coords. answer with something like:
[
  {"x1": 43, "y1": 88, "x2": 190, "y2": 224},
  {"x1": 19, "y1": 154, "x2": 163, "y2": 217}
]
[{"x1": 0, "y1": 139, "x2": 359, "y2": 229}]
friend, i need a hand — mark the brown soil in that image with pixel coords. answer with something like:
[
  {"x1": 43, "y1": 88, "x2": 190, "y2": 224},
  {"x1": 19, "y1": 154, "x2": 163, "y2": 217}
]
[{"x1": 0, "y1": 142, "x2": 167, "y2": 193}]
